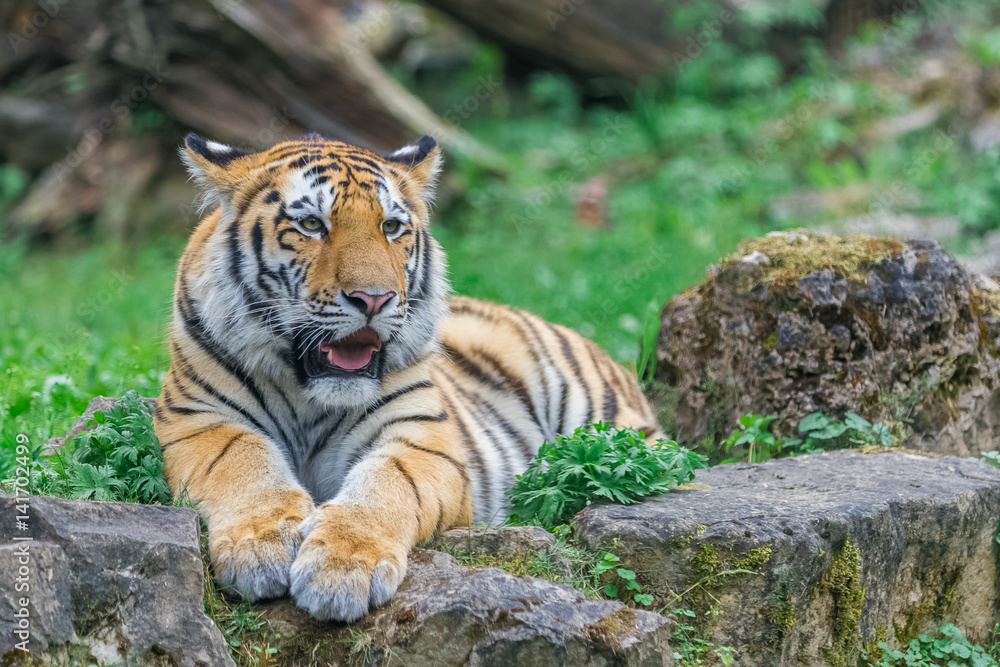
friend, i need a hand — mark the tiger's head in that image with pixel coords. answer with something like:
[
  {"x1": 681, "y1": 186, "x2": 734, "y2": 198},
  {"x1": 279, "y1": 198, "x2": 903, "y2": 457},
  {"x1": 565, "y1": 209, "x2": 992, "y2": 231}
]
[{"x1": 181, "y1": 133, "x2": 449, "y2": 408}]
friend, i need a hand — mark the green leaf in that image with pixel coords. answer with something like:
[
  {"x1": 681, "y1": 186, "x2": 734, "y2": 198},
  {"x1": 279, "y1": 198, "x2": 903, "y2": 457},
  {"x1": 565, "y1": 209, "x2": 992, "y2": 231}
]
[
  {"x1": 634, "y1": 593, "x2": 654, "y2": 605},
  {"x1": 798, "y1": 412, "x2": 829, "y2": 433},
  {"x1": 603, "y1": 584, "x2": 619, "y2": 598},
  {"x1": 810, "y1": 423, "x2": 848, "y2": 440}
]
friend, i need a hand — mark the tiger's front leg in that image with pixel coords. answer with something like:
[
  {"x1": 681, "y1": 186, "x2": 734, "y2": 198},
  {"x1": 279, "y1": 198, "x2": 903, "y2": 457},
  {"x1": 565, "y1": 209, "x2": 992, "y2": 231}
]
[
  {"x1": 158, "y1": 415, "x2": 315, "y2": 601},
  {"x1": 290, "y1": 419, "x2": 471, "y2": 621}
]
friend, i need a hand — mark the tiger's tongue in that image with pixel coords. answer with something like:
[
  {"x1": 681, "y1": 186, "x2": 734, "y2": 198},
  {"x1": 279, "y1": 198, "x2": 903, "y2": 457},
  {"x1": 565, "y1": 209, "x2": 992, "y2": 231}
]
[
  {"x1": 321, "y1": 330, "x2": 381, "y2": 371},
  {"x1": 324, "y1": 344, "x2": 378, "y2": 370}
]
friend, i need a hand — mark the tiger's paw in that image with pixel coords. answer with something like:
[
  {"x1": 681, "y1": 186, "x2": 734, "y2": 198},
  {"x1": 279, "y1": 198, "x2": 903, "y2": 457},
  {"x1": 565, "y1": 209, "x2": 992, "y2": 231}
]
[
  {"x1": 289, "y1": 504, "x2": 408, "y2": 622},
  {"x1": 209, "y1": 489, "x2": 315, "y2": 601}
]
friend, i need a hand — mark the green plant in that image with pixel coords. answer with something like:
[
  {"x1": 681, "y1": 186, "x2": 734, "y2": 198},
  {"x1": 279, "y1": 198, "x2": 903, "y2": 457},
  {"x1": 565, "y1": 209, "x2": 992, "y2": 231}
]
[
  {"x1": 722, "y1": 414, "x2": 779, "y2": 463},
  {"x1": 785, "y1": 412, "x2": 894, "y2": 454},
  {"x1": 719, "y1": 411, "x2": 896, "y2": 464},
  {"x1": 507, "y1": 421, "x2": 709, "y2": 529},
  {"x1": 590, "y1": 551, "x2": 654, "y2": 605},
  {"x1": 670, "y1": 605, "x2": 737, "y2": 667},
  {"x1": 865, "y1": 624, "x2": 998, "y2": 667},
  {"x1": 338, "y1": 629, "x2": 378, "y2": 666},
  {"x1": 65, "y1": 391, "x2": 169, "y2": 503},
  {"x1": 14, "y1": 391, "x2": 172, "y2": 504},
  {"x1": 981, "y1": 451, "x2": 1000, "y2": 469}
]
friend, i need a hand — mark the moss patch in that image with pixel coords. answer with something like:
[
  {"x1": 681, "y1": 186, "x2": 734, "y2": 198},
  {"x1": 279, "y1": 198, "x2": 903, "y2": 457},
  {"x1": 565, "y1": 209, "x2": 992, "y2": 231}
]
[
  {"x1": 585, "y1": 607, "x2": 639, "y2": 653},
  {"x1": 719, "y1": 232, "x2": 903, "y2": 290},
  {"x1": 765, "y1": 598, "x2": 797, "y2": 633},
  {"x1": 818, "y1": 540, "x2": 865, "y2": 667},
  {"x1": 690, "y1": 543, "x2": 772, "y2": 590},
  {"x1": 862, "y1": 626, "x2": 889, "y2": 664}
]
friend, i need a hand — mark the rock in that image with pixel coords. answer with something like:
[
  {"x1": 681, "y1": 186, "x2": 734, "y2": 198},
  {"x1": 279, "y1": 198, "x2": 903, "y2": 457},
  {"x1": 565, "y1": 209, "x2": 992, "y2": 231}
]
[
  {"x1": 1, "y1": 496, "x2": 671, "y2": 666},
  {"x1": 574, "y1": 450, "x2": 1000, "y2": 667},
  {"x1": 434, "y1": 524, "x2": 575, "y2": 580},
  {"x1": 652, "y1": 233, "x2": 1000, "y2": 458},
  {"x1": 436, "y1": 524, "x2": 558, "y2": 556},
  {"x1": 740, "y1": 251, "x2": 771, "y2": 266},
  {"x1": 256, "y1": 549, "x2": 673, "y2": 666},
  {"x1": 43, "y1": 394, "x2": 157, "y2": 455},
  {"x1": 0, "y1": 496, "x2": 234, "y2": 667}
]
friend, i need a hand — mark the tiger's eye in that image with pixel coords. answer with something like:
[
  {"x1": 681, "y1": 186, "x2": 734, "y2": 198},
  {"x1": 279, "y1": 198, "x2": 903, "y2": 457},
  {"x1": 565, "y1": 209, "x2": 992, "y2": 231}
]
[
  {"x1": 300, "y1": 215, "x2": 324, "y2": 233},
  {"x1": 382, "y1": 219, "x2": 401, "y2": 235}
]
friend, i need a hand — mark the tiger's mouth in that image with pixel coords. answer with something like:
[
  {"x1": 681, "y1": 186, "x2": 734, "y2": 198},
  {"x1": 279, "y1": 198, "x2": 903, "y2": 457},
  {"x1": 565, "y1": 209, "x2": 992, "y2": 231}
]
[{"x1": 300, "y1": 327, "x2": 383, "y2": 380}]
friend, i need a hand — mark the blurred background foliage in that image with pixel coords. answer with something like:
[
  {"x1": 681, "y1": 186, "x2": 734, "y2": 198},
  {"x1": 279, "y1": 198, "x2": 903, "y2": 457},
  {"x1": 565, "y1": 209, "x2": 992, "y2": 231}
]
[{"x1": 4, "y1": 0, "x2": 1000, "y2": 473}]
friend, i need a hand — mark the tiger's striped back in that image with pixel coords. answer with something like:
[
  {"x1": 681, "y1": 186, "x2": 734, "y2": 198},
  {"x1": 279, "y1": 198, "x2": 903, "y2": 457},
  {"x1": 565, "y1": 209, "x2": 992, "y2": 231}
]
[{"x1": 435, "y1": 296, "x2": 661, "y2": 518}]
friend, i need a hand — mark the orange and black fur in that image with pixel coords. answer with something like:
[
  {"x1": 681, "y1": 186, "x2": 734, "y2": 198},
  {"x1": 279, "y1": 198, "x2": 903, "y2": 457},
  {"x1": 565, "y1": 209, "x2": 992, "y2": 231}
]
[{"x1": 154, "y1": 133, "x2": 662, "y2": 621}]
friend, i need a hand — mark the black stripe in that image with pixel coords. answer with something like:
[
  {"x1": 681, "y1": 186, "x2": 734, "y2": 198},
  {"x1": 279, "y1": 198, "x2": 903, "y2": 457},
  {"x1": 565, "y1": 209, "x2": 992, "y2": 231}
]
[
  {"x1": 176, "y1": 276, "x2": 295, "y2": 446},
  {"x1": 603, "y1": 385, "x2": 619, "y2": 424},
  {"x1": 168, "y1": 405, "x2": 210, "y2": 416},
  {"x1": 439, "y1": 390, "x2": 491, "y2": 509},
  {"x1": 444, "y1": 344, "x2": 543, "y2": 433},
  {"x1": 305, "y1": 412, "x2": 349, "y2": 465},
  {"x1": 390, "y1": 456, "x2": 422, "y2": 509},
  {"x1": 439, "y1": 372, "x2": 516, "y2": 513},
  {"x1": 398, "y1": 437, "x2": 469, "y2": 482},
  {"x1": 557, "y1": 381, "x2": 570, "y2": 434},
  {"x1": 161, "y1": 422, "x2": 226, "y2": 450},
  {"x1": 503, "y1": 309, "x2": 554, "y2": 431},
  {"x1": 171, "y1": 344, "x2": 270, "y2": 435},
  {"x1": 207, "y1": 433, "x2": 245, "y2": 475},
  {"x1": 582, "y1": 340, "x2": 616, "y2": 424},
  {"x1": 170, "y1": 373, "x2": 213, "y2": 409},
  {"x1": 549, "y1": 324, "x2": 594, "y2": 428},
  {"x1": 447, "y1": 379, "x2": 533, "y2": 461},
  {"x1": 345, "y1": 412, "x2": 448, "y2": 470},
  {"x1": 435, "y1": 498, "x2": 446, "y2": 536},
  {"x1": 345, "y1": 381, "x2": 434, "y2": 433},
  {"x1": 236, "y1": 179, "x2": 268, "y2": 217}
]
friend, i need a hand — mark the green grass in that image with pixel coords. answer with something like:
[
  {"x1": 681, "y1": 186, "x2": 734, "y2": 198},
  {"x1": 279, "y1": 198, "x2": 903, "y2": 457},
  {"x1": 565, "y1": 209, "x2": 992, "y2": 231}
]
[{"x1": 0, "y1": 240, "x2": 178, "y2": 476}]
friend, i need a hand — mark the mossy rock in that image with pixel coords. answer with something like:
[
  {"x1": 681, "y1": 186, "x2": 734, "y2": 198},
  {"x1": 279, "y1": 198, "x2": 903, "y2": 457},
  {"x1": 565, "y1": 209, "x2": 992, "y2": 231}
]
[
  {"x1": 574, "y1": 449, "x2": 1000, "y2": 667},
  {"x1": 252, "y1": 549, "x2": 672, "y2": 667},
  {"x1": 652, "y1": 231, "x2": 1000, "y2": 460}
]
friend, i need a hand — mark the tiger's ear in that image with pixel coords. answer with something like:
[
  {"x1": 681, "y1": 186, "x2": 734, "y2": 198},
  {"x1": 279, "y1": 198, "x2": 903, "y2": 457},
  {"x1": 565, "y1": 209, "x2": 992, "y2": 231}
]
[
  {"x1": 180, "y1": 133, "x2": 251, "y2": 211},
  {"x1": 384, "y1": 135, "x2": 442, "y2": 203}
]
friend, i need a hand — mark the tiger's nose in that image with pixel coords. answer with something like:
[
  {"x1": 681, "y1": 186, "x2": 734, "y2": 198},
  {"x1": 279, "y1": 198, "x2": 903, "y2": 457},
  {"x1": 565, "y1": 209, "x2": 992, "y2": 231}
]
[{"x1": 344, "y1": 290, "x2": 396, "y2": 316}]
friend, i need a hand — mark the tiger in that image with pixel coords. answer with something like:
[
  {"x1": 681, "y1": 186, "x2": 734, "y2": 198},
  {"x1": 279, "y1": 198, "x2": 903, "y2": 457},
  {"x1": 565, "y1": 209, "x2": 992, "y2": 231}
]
[{"x1": 154, "y1": 132, "x2": 663, "y2": 622}]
